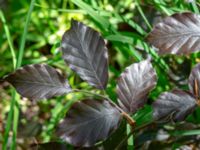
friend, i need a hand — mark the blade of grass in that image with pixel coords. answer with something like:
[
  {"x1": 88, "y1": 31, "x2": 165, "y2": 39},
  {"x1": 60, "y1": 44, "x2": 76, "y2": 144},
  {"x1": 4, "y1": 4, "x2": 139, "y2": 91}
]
[
  {"x1": 0, "y1": 9, "x2": 17, "y2": 150},
  {"x1": 71, "y1": 0, "x2": 110, "y2": 30},
  {"x1": 0, "y1": 10, "x2": 16, "y2": 69},
  {"x1": 105, "y1": 33, "x2": 169, "y2": 71},
  {"x1": 189, "y1": 1, "x2": 199, "y2": 14},
  {"x1": 170, "y1": 129, "x2": 200, "y2": 136},
  {"x1": 10, "y1": 94, "x2": 20, "y2": 150},
  {"x1": 2, "y1": 91, "x2": 16, "y2": 150},
  {"x1": 34, "y1": 3, "x2": 86, "y2": 14},
  {"x1": 16, "y1": 0, "x2": 35, "y2": 69},
  {"x1": 135, "y1": 0, "x2": 152, "y2": 31},
  {"x1": 126, "y1": 1, "x2": 170, "y2": 72},
  {"x1": 127, "y1": 124, "x2": 134, "y2": 150},
  {"x1": 153, "y1": 0, "x2": 173, "y2": 16},
  {"x1": 11, "y1": 0, "x2": 36, "y2": 149}
]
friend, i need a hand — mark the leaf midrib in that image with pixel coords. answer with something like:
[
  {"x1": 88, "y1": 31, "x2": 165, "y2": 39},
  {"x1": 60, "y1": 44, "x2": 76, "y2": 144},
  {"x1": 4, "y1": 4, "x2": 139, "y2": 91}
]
[
  {"x1": 73, "y1": 27, "x2": 104, "y2": 89},
  {"x1": 12, "y1": 80, "x2": 66, "y2": 88},
  {"x1": 151, "y1": 31, "x2": 200, "y2": 40},
  {"x1": 64, "y1": 111, "x2": 117, "y2": 131}
]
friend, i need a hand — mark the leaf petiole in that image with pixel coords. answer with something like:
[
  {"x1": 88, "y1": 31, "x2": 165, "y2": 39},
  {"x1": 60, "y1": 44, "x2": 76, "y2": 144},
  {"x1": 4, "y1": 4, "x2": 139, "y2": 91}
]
[{"x1": 194, "y1": 79, "x2": 200, "y2": 106}]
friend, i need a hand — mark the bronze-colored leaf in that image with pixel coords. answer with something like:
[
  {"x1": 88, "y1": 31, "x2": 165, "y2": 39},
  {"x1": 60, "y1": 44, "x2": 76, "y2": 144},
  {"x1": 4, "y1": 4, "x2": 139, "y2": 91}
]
[
  {"x1": 147, "y1": 12, "x2": 200, "y2": 55},
  {"x1": 153, "y1": 89, "x2": 197, "y2": 122},
  {"x1": 5, "y1": 64, "x2": 71, "y2": 101},
  {"x1": 116, "y1": 60, "x2": 157, "y2": 114},
  {"x1": 61, "y1": 20, "x2": 108, "y2": 89},
  {"x1": 57, "y1": 99, "x2": 122, "y2": 147}
]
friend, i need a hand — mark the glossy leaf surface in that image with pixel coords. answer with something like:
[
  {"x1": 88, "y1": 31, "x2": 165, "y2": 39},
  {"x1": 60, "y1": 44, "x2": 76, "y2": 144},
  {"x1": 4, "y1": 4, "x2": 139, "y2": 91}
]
[
  {"x1": 117, "y1": 60, "x2": 157, "y2": 114},
  {"x1": 153, "y1": 89, "x2": 197, "y2": 122},
  {"x1": 147, "y1": 12, "x2": 200, "y2": 55},
  {"x1": 61, "y1": 20, "x2": 108, "y2": 89},
  {"x1": 5, "y1": 64, "x2": 71, "y2": 101},
  {"x1": 57, "y1": 99, "x2": 122, "y2": 147}
]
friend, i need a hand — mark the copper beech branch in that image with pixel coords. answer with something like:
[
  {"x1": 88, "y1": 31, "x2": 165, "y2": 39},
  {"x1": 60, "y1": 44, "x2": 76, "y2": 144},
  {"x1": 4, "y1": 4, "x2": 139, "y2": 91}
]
[
  {"x1": 73, "y1": 89, "x2": 136, "y2": 127},
  {"x1": 194, "y1": 79, "x2": 200, "y2": 106}
]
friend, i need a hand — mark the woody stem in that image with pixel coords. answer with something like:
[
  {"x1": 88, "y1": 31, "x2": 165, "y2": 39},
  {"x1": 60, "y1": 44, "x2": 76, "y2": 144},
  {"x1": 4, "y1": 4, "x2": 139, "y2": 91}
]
[{"x1": 72, "y1": 89, "x2": 136, "y2": 126}]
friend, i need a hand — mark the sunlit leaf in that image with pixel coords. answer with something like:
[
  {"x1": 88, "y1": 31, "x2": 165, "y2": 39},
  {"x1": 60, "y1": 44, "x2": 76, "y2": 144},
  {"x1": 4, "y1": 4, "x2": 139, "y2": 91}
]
[
  {"x1": 61, "y1": 20, "x2": 108, "y2": 89},
  {"x1": 116, "y1": 60, "x2": 157, "y2": 114},
  {"x1": 147, "y1": 12, "x2": 200, "y2": 55},
  {"x1": 57, "y1": 99, "x2": 122, "y2": 147},
  {"x1": 5, "y1": 64, "x2": 71, "y2": 101},
  {"x1": 188, "y1": 63, "x2": 200, "y2": 98},
  {"x1": 153, "y1": 89, "x2": 197, "y2": 122}
]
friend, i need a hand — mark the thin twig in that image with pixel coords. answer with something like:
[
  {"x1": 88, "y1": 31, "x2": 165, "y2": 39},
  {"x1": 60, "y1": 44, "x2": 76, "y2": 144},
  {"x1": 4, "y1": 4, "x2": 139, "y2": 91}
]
[
  {"x1": 194, "y1": 79, "x2": 198, "y2": 97},
  {"x1": 194, "y1": 79, "x2": 200, "y2": 106},
  {"x1": 72, "y1": 89, "x2": 136, "y2": 126}
]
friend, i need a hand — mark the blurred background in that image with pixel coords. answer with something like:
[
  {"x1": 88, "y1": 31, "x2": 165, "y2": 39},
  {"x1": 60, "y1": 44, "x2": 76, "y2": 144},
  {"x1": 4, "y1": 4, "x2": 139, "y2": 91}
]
[{"x1": 1, "y1": 0, "x2": 200, "y2": 149}]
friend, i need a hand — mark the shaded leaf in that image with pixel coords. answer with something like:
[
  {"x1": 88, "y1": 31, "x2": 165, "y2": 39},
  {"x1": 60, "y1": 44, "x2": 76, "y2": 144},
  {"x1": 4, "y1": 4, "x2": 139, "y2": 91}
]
[
  {"x1": 117, "y1": 60, "x2": 157, "y2": 114},
  {"x1": 103, "y1": 120, "x2": 127, "y2": 149},
  {"x1": 153, "y1": 89, "x2": 197, "y2": 122},
  {"x1": 57, "y1": 99, "x2": 122, "y2": 147},
  {"x1": 61, "y1": 20, "x2": 108, "y2": 89},
  {"x1": 189, "y1": 63, "x2": 200, "y2": 98},
  {"x1": 18, "y1": 121, "x2": 42, "y2": 138},
  {"x1": 30, "y1": 142, "x2": 70, "y2": 150},
  {"x1": 5, "y1": 64, "x2": 71, "y2": 101},
  {"x1": 30, "y1": 142, "x2": 103, "y2": 150},
  {"x1": 147, "y1": 12, "x2": 200, "y2": 55}
]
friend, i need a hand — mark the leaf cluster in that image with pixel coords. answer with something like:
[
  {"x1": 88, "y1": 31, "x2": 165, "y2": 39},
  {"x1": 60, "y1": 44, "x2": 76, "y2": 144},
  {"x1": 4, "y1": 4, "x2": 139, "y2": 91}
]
[{"x1": 4, "y1": 12, "x2": 200, "y2": 148}]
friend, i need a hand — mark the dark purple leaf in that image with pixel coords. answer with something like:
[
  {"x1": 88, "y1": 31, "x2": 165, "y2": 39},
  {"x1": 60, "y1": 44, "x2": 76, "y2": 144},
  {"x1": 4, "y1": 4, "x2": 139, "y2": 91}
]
[
  {"x1": 18, "y1": 121, "x2": 42, "y2": 138},
  {"x1": 30, "y1": 142, "x2": 69, "y2": 150},
  {"x1": 189, "y1": 63, "x2": 200, "y2": 98},
  {"x1": 153, "y1": 89, "x2": 197, "y2": 122},
  {"x1": 30, "y1": 142, "x2": 103, "y2": 150},
  {"x1": 5, "y1": 64, "x2": 71, "y2": 101},
  {"x1": 57, "y1": 99, "x2": 122, "y2": 147},
  {"x1": 61, "y1": 20, "x2": 108, "y2": 89},
  {"x1": 116, "y1": 60, "x2": 157, "y2": 114},
  {"x1": 147, "y1": 12, "x2": 200, "y2": 55}
]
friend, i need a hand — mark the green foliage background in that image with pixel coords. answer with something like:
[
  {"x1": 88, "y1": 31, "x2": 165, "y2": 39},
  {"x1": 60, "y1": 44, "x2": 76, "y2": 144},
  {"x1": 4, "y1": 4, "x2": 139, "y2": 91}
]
[{"x1": 1, "y1": 0, "x2": 200, "y2": 149}]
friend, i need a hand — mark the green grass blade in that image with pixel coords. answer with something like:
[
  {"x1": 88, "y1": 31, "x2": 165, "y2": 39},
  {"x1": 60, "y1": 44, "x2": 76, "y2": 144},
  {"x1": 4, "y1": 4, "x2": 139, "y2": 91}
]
[
  {"x1": 16, "y1": 0, "x2": 36, "y2": 69},
  {"x1": 127, "y1": 124, "x2": 134, "y2": 150},
  {"x1": 105, "y1": 34, "x2": 134, "y2": 44},
  {"x1": 71, "y1": 0, "x2": 110, "y2": 29},
  {"x1": 0, "y1": 10, "x2": 16, "y2": 69},
  {"x1": 153, "y1": 0, "x2": 173, "y2": 15},
  {"x1": 170, "y1": 129, "x2": 200, "y2": 136},
  {"x1": 190, "y1": 1, "x2": 199, "y2": 14},
  {"x1": 11, "y1": 0, "x2": 36, "y2": 149},
  {"x1": 34, "y1": 3, "x2": 86, "y2": 14},
  {"x1": 2, "y1": 91, "x2": 16, "y2": 150},
  {"x1": 11, "y1": 94, "x2": 20, "y2": 150},
  {"x1": 0, "y1": 9, "x2": 17, "y2": 150},
  {"x1": 136, "y1": 0, "x2": 152, "y2": 31}
]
